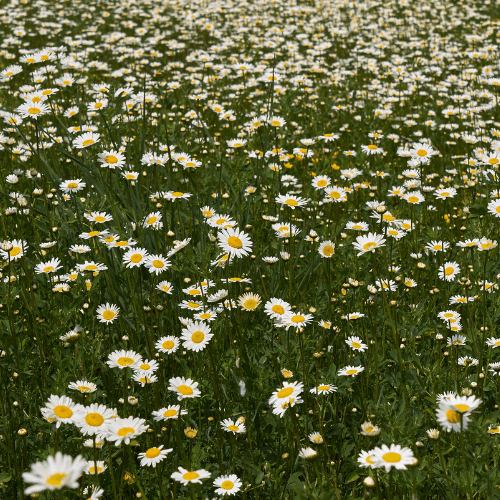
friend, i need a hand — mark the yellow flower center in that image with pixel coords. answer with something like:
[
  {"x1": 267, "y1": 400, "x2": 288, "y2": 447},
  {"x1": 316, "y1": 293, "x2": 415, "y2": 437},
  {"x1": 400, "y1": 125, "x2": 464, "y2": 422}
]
[
  {"x1": 363, "y1": 242, "x2": 376, "y2": 251},
  {"x1": 177, "y1": 385, "x2": 193, "y2": 395},
  {"x1": 366, "y1": 455, "x2": 375, "y2": 464},
  {"x1": 330, "y1": 191, "x2": 341, "y2": 199},
  {"x1": 446, "y1": 409, "x2": 460, "y2": 423},
  {"x1": 183, "y1": 471, "x2": 200, "y2": 481},
  {"x1": 28, "y1": 107, "x2": 41, "y2": 114},
  {"x1": 454, "y1": 404, "x2": 470, "y2": 413},
  {"x1": 147, "y1": 216, "x2": 157, "y2": 224},
  {"x1": 227, "y1": 236, "x2": 242, "y2": 248},
  {"x1": 408, "y1": 196, "x2": 419, "y2": 203},
  {"x1": 351, "y1": 342, "x2": 361, "y2": 348},
  {"x1": 272, "y1": 305, "x2": 285, "y2": 315},
  {"x1": 10, "y1": 247, "x2": 21, "y2": 256},
  {"x1": 46, "y1": 473, "x2": 67, "y2": 487},
  {"x1": 416, "y1": 149, "x2": 427, "y2": 157},
  {"x1": 102, "y1": 310, "x2": 115, "y2": 320},
  {"x1": 145, "y1": 448, "x2": 161, "y2": 458},
  {"x1": 317, "y1": 180, "x2": 327, "y2": 187},
  {"x1": 346, "y1": 369, "x2": 357, "y2": 375},
  {"x1": 88, "y1": 231, "x2": 99, "y2": 237},
  {"x1": 153, "y1": 260, "x2": 164, "y2": 268},
  {"x1": 243, "y1": 299, "x2": 258, "y2": 309},
  {"x1": 323, "y1": 245, "x2": 334, "y2": 256},
  {"x1": 78, "y1": 386, "x2": 92, "y2": 392},
  {"x1": 164, "y1": 409, "x2": 177, "y2": 417},
  {"x1": 94, "y1": 216, "x2": 106, "y2": 222},
  {"x1": 382, "y1": 452, "x2": 402, "y2": 463},
  {"x1": 117, "y1": 357, "x2": 134, "y2": 366},
  {"x1": 318, "y1": 385, "x2": 330, "y2": 391},
  {"x1": 94, "y1": 102, "x2": 103, "y2": 109},
  {"x1": 444, "y1": 267, "x2": 454, "y2": 276},
  {"x1": 291, "y1": 315, "x2": 305, "y2": 323},
  {"x1": 105, "y1": 155, "x2": 118, "y2": 164},
  {"x1": 285, "y1": 199, "x2": 298, "y2": 206},
  {"x1": 191, "y1": 331, "x2": 205, "y2": 343},
  {"x1": 43, "y1": 266, "x2": 54, "y2": 273},
  {"x1": 227, "y1": 425, "x2": 239, "y2": 432},
  {"x1": 85, "y1": 265, "x2": 98, "y2": 270},
  {"x1": 162, "y1": 340, "x2": 174, "y2": 350},
  {"x1": 130, "y1": 254, "x2": 143, "y2": 263},
  {"x1": 117, "y1": 427, "x2": 135, "y2": 437},
  {"x1": 489, "y1": 158, "x2": 499, "y2": 164},
  {"x1": 82, "y1": 139, "x2": 94, "y2": 147},
  {"x1": 53, "y1": 405, "x2": 73, "y2": 418},
  {"x1": 85, "y1": 413, "x2": 104, "y2": 426},
  {"x1": 221, "y1": 480, "x2": 234, "y2": 490},
  {"x1": 171, "y1": 192, "x2": 183, "y2": 197},
  {"x1": 277, "y1": 387, "x2": 294, "y2": 399},
  {"x1": 187, "y1": 302, "x2": 200, "y2": 308}
]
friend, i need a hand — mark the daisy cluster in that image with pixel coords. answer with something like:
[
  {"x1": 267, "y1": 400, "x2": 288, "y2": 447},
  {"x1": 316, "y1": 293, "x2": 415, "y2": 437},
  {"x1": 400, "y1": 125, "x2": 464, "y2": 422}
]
[{"x1": 2, "y1": 0, "x2": 500, "y2": 497}]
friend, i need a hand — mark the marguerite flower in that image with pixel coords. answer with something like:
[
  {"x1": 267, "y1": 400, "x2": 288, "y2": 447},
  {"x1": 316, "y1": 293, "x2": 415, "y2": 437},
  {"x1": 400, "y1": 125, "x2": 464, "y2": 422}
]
[
  {"x1": 103, "y1": 416, "x2": 148, "y2": 445},
  {"x1": 171, "y1": 467, "x2": 211, "y2": 486},
  {"x1": 352, "y1": 233, "x2": 386, "y2": 256},
  {"x1": 138, "y1": 445, "x2": 173, "y2": 467},
  {"x1": 180, "y1": 321, "x2": 213, "y2": 352},
  {"x1": 151, "y1": 405, "x2": 187, "y2": 421},
  {"x1": 106, "y1": 350, "x2": 142, "y2": 370},
  {"x1": 74, "y1": 404, "x2": 115, "y2": 436},
  {"x1": 168, "y1": 377, "x2": 201, "y2": 400},
  {"x1": 96, "y1": 303, "x2": 119, "y2": 324},
  {"x1": 213, "y1": 474, "x2": 242, "y2": 496},
  {"x1": 217, "y1": 227, "x2": 252, "y2": 258},
  {"x1": 372, "y1": 444, "x2": 416, "y2": 471},
  {"x1": 41, "y1": 395, "x2": 84, "y2": 428}
]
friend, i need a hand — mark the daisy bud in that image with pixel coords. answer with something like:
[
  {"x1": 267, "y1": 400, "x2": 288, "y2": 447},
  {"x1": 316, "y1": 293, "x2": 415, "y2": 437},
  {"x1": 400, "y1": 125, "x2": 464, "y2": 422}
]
[
  {"x1": 364, "y1": 477, "x2": 375, "y2": 488},
  {"x1": 415, "y1": 441, "x2": 424, "y2": 447},
  {"x1": 479, "y1": 373, "x2": 484, "y2": 378},
  {"x1": 282, "y1": 453, "x2": 289, "y2": 459},
  {"x1": 18, "y1": 428, "x2": 27, "y2": 435}
]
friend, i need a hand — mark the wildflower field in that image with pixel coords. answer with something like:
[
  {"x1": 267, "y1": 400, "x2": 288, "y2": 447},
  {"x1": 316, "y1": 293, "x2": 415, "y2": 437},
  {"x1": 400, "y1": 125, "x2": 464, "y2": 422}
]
[{"x1": 3, "y1": 0, "x2": 500, "y2": 497}]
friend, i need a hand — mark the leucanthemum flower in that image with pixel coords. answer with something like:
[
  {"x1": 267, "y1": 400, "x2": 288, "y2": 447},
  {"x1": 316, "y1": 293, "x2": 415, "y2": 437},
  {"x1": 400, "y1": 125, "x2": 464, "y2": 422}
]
[
  {"x1": 132, "y1": 373, "x2": 158, "y2": 387},
  {"x1": 75, "y1": 404, "x2": 115, "y2": 436},
  {"x1": 106, "y1": 350, "x2": 142, "y2": 370},
  {"x1": 238, "y1": 292, "x2": 261, "y2": 311},
  {"x1": 168, "y1": 377, "x2": 201, "y2": 400},
  {"x1": 309, "y1": 432, "x2": 324, "y2": 444},
  {"x1": 84, "y1": 461, "x2": 107, "y2": 475},
  {"x1": 213, "y1": 474, "x2": 242, "y2": 496},
  {"x1": 361, "y1": 421, "x2": 381, "y2": 436},
  {"x1": 171, "y1": 467, "x2": 211, "y2": 486},
  {"x1": 96, "y1": 303, "x2": 119, "y2": 324},
  {"x1": 318, "y1": 240, "x2": 335, "y2": 258},
  {"x1": 338, "y1": 365, "x2": 365, "y2": 377},
  {"x1": 156, "y1": 281, "x2": 173, "y2": 294},
  {"x1": 41, "y1": 395, "x2": 84, "y2": 428},
  {"x1": 156, "y1": 336, "x2": 180, "y2": 354},
  {"x1": 152, "y1": 405, "x2": 187, "y2": 421},
  {"x1": 138, "y1": 445, "x2": 173, "y2": 467},
  {"x1": 352, "y1": 232, "x2": 386, "y2": 256},
  {"x1": 73, "y1": 132, "x2": 100, "y2": 149},
  {"x1": 346, "y1": 336, "x2": 368, "y2": 352},
  {"x1": 298, "y1": 447, "x2": 318, "y2": 459},
  {"x1": 68, "y1": 380, "x2": 97, "y2": 394},
  {"x1": 144, "y1": 254, "x2": 170, "y2": 275},
  {"x1": 0, "y1": 239, "x2": 28, "y2": 261},
  {"x1": 217, "y1": 227, "x2": 252, "y2": 258},
  {"x1": 309, "y1": 384, "x2": 337, "y2": 395},
  {"x1": 60, "y1": 179, "x2": 86, "y2": 193},
  {"x1": 103, "y1": 416, "x2": 148, "y2": 446},
  {"x1": 282, "y1": 311, "x2": 314, "y2": 329},
  {"x1": 221, "y1": 418, "x2": 246, "y2": 434},
  {"x1": 123, "y1": 247, "x2": 148, "y2": 268},
  {"x1": 438, "y1": 262, "x2": 460, "y2": 282},
  {"x1": 22, "y1": 452, "x2": 87, "y2": 495},
  {"x1": 35, "y1": 257, "x2": 63, "y2": 275},
  {"x1": 269, "y1": 381, "x2": 304, "y2": 407},
  {"x1": 180, "y1": 322, "x2": 213, "y2": 352},
  {"x1": 372, "y1": 444, "x2": 416, "y2": 471},
  {"x1": 275, "y1": 193, "x2": 308, "y2": 209},
  {"x1": 97, "y1": 150, "x2": 126, "y2": 169},
  {"x1": 358, "y1": 450, "x2": 377, "y2": 468}
]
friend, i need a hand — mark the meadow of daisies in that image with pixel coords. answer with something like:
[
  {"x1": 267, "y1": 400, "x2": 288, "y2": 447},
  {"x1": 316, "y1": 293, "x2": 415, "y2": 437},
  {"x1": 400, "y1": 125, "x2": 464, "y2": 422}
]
[{"x1": 3, "y1": 0, "x2": 500, "y2": 498}]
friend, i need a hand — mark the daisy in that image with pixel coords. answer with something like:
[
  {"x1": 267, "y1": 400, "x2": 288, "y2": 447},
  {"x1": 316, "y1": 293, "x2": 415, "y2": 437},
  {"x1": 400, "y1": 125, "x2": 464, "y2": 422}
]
[
  {"x1": 275, "y1": 194, "x2": 308, "y2": 209},
  {"x1": 318, "y1": 240, "x2": 335, "y2": 258},
  {"x1": 85, "y1": 212, "x2": 112, "y2": 224},
  {"x1": 269, "y1": 381, "x2": 304, "y2": 407},
  {"x1": 447, "y1": 335, "x2": 467, "y2": 346},
  {"x1": 171, "y1": 467, "x2": 211, "y2": 486},
  {"x1": 22, "y1": 452, "x2": 87, "y2": 495},
  {"x1": 449, "y1": 295, "x2": 474, "y2": 305},
  {"x1": 68, "y1": 380, "x2": 97, "y2": 394},
  {"x1": 156, "y1": 281, "x2": 173, "y2": 294},
  {"x1": 324, "y1": 186, "x2": 347, "y2": 202},
  {"x1": 218, "y1": 227, "x2": 252, "y2": 258},
  {"x1": 97, "y1": 150, "x2": 126, "y2": 169},
  {"x1": 358, "y1": 450, "x2": 377, "y2": 468},
  {"x1": 361, "y1": 144, "x2": 384, "y2": 155},
  {"x1": 408, "y1": 143, "x2": 437, "y2": 163},
  {"x1": 345, "y1": 336, "x2": 368, "y2": 352},
  {"x1": 167, "y1": 238, "x2": 191, "y2": 257},
  {"x1": 179, "y1": 300, "x2": 203, "y2": 310},
  {"x1": 486, "y1": 337, "x2": 500, "y2": 348},
  {"x1": 272, "y1": 397, "x2": 303, "y2": 417},
  {"x1": 35, "y1": 257, "x2": 63, "y2": 275},
  {"x1": 436, "y1": 401, "x2": 471, "y2": 432},
  {"x1": 80, "y1": 229, "x2": 109, "y2": 240},
  {"x1": 103, "y1": 416, "x2": 148, "y2": 445},
  {"x1": 298, "y1": 447, "x2": 318, "y2": 459},
  {"x1": 352, "y1": 232, "x2": 386, "y2": 256},
  {"x1": 425, "y1": 240, "x2": 450, "y2": 253},
  {"x1": 438, "y1": 262, "x2": 460, "y2": 282},
  {"x1": 123, "y1": 247, "x2": 148, "y2": 268},
  {"x1": 404, "y1": 191, "x2": 425, "y2": 205},
  {"x1": 16, "y1": 101, "x2": 50, "y2": 119},
  {"x1": 477, "y1": 237, "x2": 497, "y2": 251},
  {"x1": 168, "y1": 377, "x2": 201, "y2": 400},
  {"x1": 73, "y1": 132, "x2": 100, "y2": 149},
  {"x1": 345, "y1": 221, "x2": 369, "y2": 231},
  {"x1": 180, "y1": 322, "x2": 213, "y2": 352},
  {"x1": 60, "y1": 179, "x2": 86, "y2": 193},
  {"x1": 213, "y1": 475, "x2": 242, "y2": 496},
  {"x1": 84, "y1": 461, "x2": 107, "y2": 475},
  {"x1": 375, "y1": 279, "x2": 398, "y2": 292},
  {"x1": 487, "y1": 199, "x2": 500, "y2": 218},
  {"x1": 372, "y1": 444, "x2": 416, "y2": 471},
  {"x1": 309, "y1": 432, "x2": 324, "y2": 444},
  {"x1": 41, "y1": 395, "x2": 84, "y2": 428},
  {"x1": 434, "y1": 188, "x2": 457, "y2": 200},
  {"x1": 132, "y1": 373, "x2": 158, "y2": 386},
  {"x1": 309, "y1": 384, "x2": 337, "y2": 395},
  {"x1": 106, "y1": 350, "x2": 142, "y2": 370},
  {"x1": 282, "y1": 311, "x2": 314, "y2": 329},
  {"x1": 338, "y1": 365, "x2": 365, "y2": 377},
  {"x1": 311, "y1": 175, "x2": 331, "y2": 189},
  {"x1": 144, "y1": 254, "x2": 170, "y2": 275},
  {"x1": 152, "y1": 405, "x2": 187, "y2": 421},
  {"x1": 221, "y1": 418, "x2": 246, "y2": 434},
  {"x1": 76, "y1": 261, "x2": 108, "y2": 272},
  {"x1": 138, "y1": 445, "x2": 173, "y2": 467},
  {"x1": 361, "y1": 422, "x2": 381, "y2": 436},
  {"x1": 96, "y1": 303, "x2": 120, "y2": 324},
  {"x1": 238, "y1": 292, "x2": 261, "y2": 311},
  {"x1": 142, "y1": 212, "x2": 163, "y2": 230},
  {"x1": 0, "y1": 239, "x2": 28, "y2": 261}
]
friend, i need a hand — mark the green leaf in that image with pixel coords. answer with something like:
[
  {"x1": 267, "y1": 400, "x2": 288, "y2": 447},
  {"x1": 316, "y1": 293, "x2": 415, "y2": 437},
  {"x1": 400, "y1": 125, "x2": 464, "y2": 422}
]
[{"x1": 0, "y1": 473, "x2": 11, "y2": 483}]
